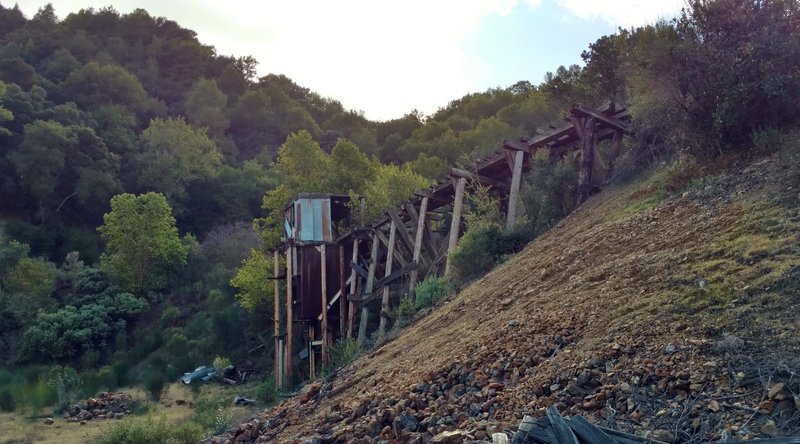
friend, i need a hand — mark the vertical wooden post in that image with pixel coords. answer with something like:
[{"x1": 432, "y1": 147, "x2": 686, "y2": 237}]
[
  {"x1": 338, "y1": 244, "x2": 346, "y2": 335},
  {"x1": 379, "y1": 221, "x2": 397, "y2": 335},
  {"x1": 309, "y1": 325, "x2": 315, "y2": 379},
  {"x1": 358, "y1": 231, "x2": 380, "y2": 344},
  {"x1": 575, "y1": 116, "x2": 596, "y2": 206},
  {"x1": 320, "y1": 244, "x2": 328, "y2": 367},
  {"x1": 273, "y1": 250, "x2": 282, "y2": 388},
  {"x1": 444, "y1": 177, "x2": 467, "y2": 277},
  {"x1": 606, "y1": 130, "x2": 623, "y2": 180},
  {"x1": 407, "y1": 197, "x2": 429, "y2": 300},
  {"x1": 506, "y1": 149, "x2": 525, "y2": 229},
  {"x1": 346, "y1": 238, "x2": 359, "y2": 338},
  {"x1": 284, "y1": 246, "x2": 293, "y2": 386}
]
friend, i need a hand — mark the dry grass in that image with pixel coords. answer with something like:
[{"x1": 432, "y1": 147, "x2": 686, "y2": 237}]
[{"x1": 0, "y1": 382, "x2": 259, "y2": 444}]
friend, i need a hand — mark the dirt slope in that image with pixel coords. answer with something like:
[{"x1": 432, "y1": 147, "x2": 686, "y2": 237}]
[{"x1": 219, "y1": 150, "x2": 800, "y2": 443}]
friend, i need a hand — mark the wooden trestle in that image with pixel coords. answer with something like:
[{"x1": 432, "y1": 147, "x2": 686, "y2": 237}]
[{"x1": 273, "y1": 102, "x2": 630, "y2": 387}]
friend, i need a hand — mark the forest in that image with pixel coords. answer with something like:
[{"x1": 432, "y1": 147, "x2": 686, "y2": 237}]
[{"x1": 0, "y1": 0, "x2": 798, "y2": 435}]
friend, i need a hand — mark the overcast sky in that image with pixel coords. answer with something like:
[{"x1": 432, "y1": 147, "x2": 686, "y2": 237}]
[{"x1": 14, "y1": 1, "x2": 684, "y2": 121}]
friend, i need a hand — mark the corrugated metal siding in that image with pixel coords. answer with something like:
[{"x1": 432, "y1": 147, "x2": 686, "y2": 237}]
[{"x1": 292, "y1": 198, "x2": 332, "y2": 242}]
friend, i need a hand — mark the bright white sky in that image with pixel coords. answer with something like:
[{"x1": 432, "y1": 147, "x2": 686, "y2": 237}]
[{"x1": 15, "y1": 0, "x2": 684, "y2": 121}]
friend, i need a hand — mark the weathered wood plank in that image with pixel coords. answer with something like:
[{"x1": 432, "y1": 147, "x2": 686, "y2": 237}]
[
  {"x1": 450, "y1": 167, "x2": 510, "y2": 189},
  {"x1": 444, "y1": 177, "x2": 466, "y2": 277},
  {"x1": 273, "y1": 250, "x2": 282, "y2": 388},
  {"x1": 375, "y1": 225, "x2": 408, "y2": 267},
  {"x1": 374, "y1": 261, "x2": 417, "y2": 290},
  {"x1": 546, "y1": 406, "x2": 579, "y2": 444},
  {"x1": 387, "y1": 207, "x2": 416, "y2": 255},
  {"x1": 320, "y1": 243, "x2": 328, "y2": 367},
  {"x1": 285, "y1": 246, "x2": 293, "y2": 385},
  {"x1": 358, "y1": 232, "x2": 381, "y2": 344},
  {"x1": 338, "y1": 245, "x2": 346, "y2": 334},
  {"x1": 350, "y1": 260, "x2": 369, "y2": 280},
  {"x1": 565, "y1": 416, "x2": 619, "y2": 444},
  {"x1": 572, "y1": 104, "x2": 630, "y2": 133},
  {"x1": 378, "y1": 220, "x2": 397, "y2": 335},
  {"x1": 405, "y1": 200, "x2": 435, "y2": 264},
  {"x1": 506, "y1": 149, "x2": 525, "y2": 229},
  {"x1": 346, "y1": 238, "x2": 359, "y2": 338}
]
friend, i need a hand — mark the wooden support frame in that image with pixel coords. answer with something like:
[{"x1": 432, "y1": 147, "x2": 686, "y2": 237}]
[
  {"x1": 375, "y1": 228, "x2": 408, "y2": 267},
  {"x1": 387, "y1": 208, "x2": 415, "y2": 255},
  {"x1": 572, "y1": 116, "x2": 596, "y2": 206},
  {"x1": 339, "y1": 245, "x2": 346, "y2": 334},
  {"x1": 319, "y1": 244, "x2": 328, "y2": 367},
  {"x1": 571, "y1": 105, "x2": 629, "y2": 133},
  {"x1": 346, "y1": 238, "x2": 359, "y2": 339},
  {"x1": 284, "y1": 246, "x2": 293, "y2": 385},
  {"x1": 405, "y1": 201, "x2": 436, "y2": 262},
  {"x1": 407, "y1": 196, "x2": 429, "y2": 298},
  {"x1": 378, "y1": 220, "x2": 397, "y2": 335},
  {"x1": 358, "y1": 231, "x2": 381, "y2": 344},
  {"x1": 450, "y1": 167, "x2": 509, "y2": 190},
  {"x1": 506, "y1": 149, "x2": 525, "y2": 229},
  {"x1": 273, "y1": 250, "x2": 282, "y2": 388},
  {"x1": 444, "y1": 177, "x2": 467, "y2": 277}
]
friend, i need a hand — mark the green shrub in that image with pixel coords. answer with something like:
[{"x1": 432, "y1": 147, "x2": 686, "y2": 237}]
[
  {"x1": 0, "y1": 388, "x2": 15, "y2": 411},
  {"x1": 191, "y1": 394, "x2": 232, "y2": 436},
  {"x1": 97, "y1": 414, "x2": 203, "y2": 444},
  {"x1": 47, "y1": 366, "x2": 83, "y2": 413},
  {"x1": 142, "y1": 371, "x2": 165, "y2": 401},
  {"x1": 324, "y1": 338, "x2": 361, "y2": 374},
  {"x1": 449, "y1": 225, "x2": 503, "y2": 282},
  {"x1": 414, "y1": 277, "x2": 453, "y2": 309},
  {"x1": 97, "y1": 365, "x2": 119, "y2": 391},
  {"x1": 520, "y1": 151, "x2": 577, "y2": 237},
  {"x1": 160, "y1": 305, "x2": 181, "y2": 325},
  {"x1": 24, "y1": 377, "x2": 56, "y2": 415},
  {"x1": 751, "y1": 127, "x2": 782, "y2": 153},
  {"x1": 254, "y1": 376, "x2": 277, "y2": 404},
  {"x1": 396, "y1": 296, "x2": 414, "y2": 319},
  {"x1": 211, "y1": 355, "x2": 231, "y2": 377}
]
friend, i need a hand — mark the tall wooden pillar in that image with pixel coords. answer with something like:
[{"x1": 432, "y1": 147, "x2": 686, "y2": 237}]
[
  {"x1": 320, "y1": 244, "x2": 328, "y2": 367},
  {"x1": 346, "y1": 237, "x2": 359, "y2": 338},
  {"x1": 284, "y1": 246, "x2": 293, "y2": 385},
  {"x1": 607, "y1": 130, "x2": 623, "y2": 180},
  {"x1": 338, "y1": 244, "x2": 346, "y2": 335},
  {"x1": 444, "y1": 177, "x2": 467, "y2": 277},
  {"x1": 407, "y1": 197, "x2": 429, "y2": 300},
  {"x1": 358, "y1": 231, "x2": 380, "y2": 344},
  {"x1": 273, "y1": 250, "x2": 282, "y2": 388},
  {"x1": 575, "y1": 116, "x2": 596, "y2": 206},
  {"x1": 379, "y1": 220, "x2": 397, "y2": 335},
  {"x1": 506, "y1": 149, "x2": 525, "y2": 229}
]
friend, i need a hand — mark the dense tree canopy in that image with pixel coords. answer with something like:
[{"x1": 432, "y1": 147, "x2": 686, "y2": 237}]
[{"x1": 98, "y1": 193, "x2": 187, "y2": 293}]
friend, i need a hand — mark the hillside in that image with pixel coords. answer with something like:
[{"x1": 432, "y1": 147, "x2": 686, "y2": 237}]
[{"x1": 218, "y1": 146, "x2": 800, "y2": 443}]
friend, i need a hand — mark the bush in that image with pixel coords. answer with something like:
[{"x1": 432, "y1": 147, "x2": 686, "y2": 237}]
[
  {"x1": 97, "y1": 414, "x2": 204, "y2": 444},
  {"x1": 97, "y1": 365, "x2": 119, "y2": 391},
  {"x1": 212, "y1": 356, "x2": 231, "y2": 378},
  {"x1": 520, "y1": 151, "x2": 577, "y2": 237},
  {"x1": 396, "y1": 296, "x2": 415, "y2": 319},
  {"x1": 191, "y1": 394, "x2": 232, "y2": 436},
  {"x1": 449, "y1": 225, "x2": 503, "y2": 282},
  {"x1": 414, "y1": 277, "x2": 453, "y2": 309},
  {"x1": 324, "y1": 338, "x2": 361, "y2": 374},
  {"x1": 254, "y1": 376, "x2": 277, "y2": 404},
  {"x1": 143, "y1": 371, "x2": 165, "y2": 401},
  {"x1": 0, "y1": 388, "x2": 14, "y2": 411},
  {"x1": 47, "y1": 366, "x2": 83, "y2": 414}
]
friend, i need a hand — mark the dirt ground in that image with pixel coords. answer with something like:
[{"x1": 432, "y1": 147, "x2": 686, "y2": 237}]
[
  {"x1": 0, "y1": 382, "x2": 255, "y2": 444},
  {"x1": 220, "y1": 150, "x2": 800, "y2": 442}
]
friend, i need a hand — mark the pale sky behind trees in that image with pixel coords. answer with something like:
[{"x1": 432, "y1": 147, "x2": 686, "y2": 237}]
[{"x1": 16, "y1": 0, "x2": 683, "y2": 120}]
